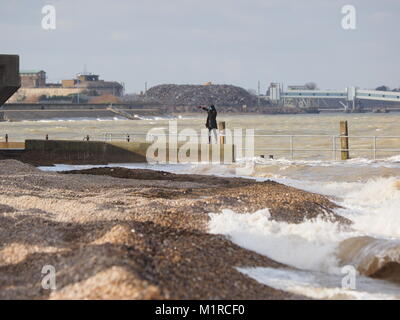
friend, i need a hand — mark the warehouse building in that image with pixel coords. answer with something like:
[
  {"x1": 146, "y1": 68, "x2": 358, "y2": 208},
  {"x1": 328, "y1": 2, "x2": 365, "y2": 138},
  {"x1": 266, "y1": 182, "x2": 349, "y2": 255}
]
[{"x1": 8, "y1": 70, "x2": 123, "y2": 102}]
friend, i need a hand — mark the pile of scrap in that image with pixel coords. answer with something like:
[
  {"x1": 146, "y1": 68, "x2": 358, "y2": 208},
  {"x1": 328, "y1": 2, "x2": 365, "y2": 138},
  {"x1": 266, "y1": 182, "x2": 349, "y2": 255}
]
[{"x1": 146, "y1": 84, "x2": 268, "y2": 108}]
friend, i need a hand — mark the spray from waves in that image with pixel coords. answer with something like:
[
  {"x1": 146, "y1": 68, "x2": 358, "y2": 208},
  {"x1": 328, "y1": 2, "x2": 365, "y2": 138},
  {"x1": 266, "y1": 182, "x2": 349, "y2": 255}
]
[
  {"x1": 235, "y1": 155, "x2": 400, "y2": 170},
  {"x1": 270, "y1": 176, "x2": 400, "y2": 239},
  {"x1": 191, "y1": 159, "x2": 400, "y2": 239},
  {"x1": 209, "y1": 208, "x2": 351, "y2": 274},
  {"x1": 207, "y1": 164, "x2": 400, "y2": 239},
  {"x1": 239, "y1": 267, "x2": 400, "y2": 300},
  {"x1": 123, "y1": 160, "x2": 400, "y2": 240},
  {"x1": 209, "y1": 208, "x2": 400, "y2": 298},
  {"x1": 331, "y1": 178, "x2": 400, "y2": 239},
  {"x1": 178, "y1": 156, "x2": 400, "y2": 186},
  {"x1": 387, "y1": 155, "x2": 400, "y2": 162}
]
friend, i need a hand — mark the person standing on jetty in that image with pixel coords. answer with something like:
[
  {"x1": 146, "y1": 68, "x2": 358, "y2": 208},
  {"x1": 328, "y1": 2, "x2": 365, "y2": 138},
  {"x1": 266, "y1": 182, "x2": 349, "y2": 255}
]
[{"x1": 198, "y1": 105, "x2": 218, "y2": 144}]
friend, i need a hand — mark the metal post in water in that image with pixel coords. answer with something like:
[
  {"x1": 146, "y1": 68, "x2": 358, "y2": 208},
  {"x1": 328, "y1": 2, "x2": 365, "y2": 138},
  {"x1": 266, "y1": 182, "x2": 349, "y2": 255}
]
[
  {"x1": 340, "y1": 121, "x2": 349, "y2": 160},
  {"x1": 290, "y1": 135, "x2": 294, "y2": 159},
  {"x1": 5, "y1": 134, "x2": 8, "y2": 143},
  {"x1": 218, "y1": 121, "x2": 226, "y2": 144},
  {"x1": 373, "y1": 136, "x2": 377, "y2": 160},
  {"x1": 332, "y1": 136, "x2": 336, "y2": 160}
]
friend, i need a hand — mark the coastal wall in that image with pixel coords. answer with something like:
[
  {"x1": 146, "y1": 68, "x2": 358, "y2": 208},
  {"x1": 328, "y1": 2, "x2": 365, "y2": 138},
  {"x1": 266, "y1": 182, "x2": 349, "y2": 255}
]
[
  {"x1": 8, "y1": 87, "x2": 83, "y2": 102},
  {"x1": 2, "y1": 103, "x2": 159, "y2": 110},
  {"x1": 22, "y1": 140, "x2": 235, "y2": 165},
  {"x1": 0, "y1": 142, "x2": 24, "y2": 149},
  {"x1": 0, "y1": 142, "x2": 25, "y2": 161},
  {"x1": 2, "y1": 109, "x2": 121, "y2": 121},
  {"x1": 0, "y1": 103, "x2": 163, "y2": 121},
  {"x1": 24, "y1": 140, "x2": 148, "y2": 164}
]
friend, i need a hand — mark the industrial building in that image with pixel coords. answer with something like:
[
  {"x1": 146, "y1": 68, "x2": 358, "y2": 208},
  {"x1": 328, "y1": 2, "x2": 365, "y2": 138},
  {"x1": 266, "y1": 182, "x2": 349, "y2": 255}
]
[
  {"x1": 8, "y1": 70, "x2": 123, "y2": 103},
  {"x1": 61, "y1": 74, "x2": 124, "y2": 96},
  {"x1": 20, "y1": 70, "x2": 46, "y2": 88}
]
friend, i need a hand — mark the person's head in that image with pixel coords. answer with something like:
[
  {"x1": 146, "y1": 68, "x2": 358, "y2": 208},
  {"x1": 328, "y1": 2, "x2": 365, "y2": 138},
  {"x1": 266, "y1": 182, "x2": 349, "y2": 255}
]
[{"x1": 209, "y1": 105, "x2": 216, "y2": 111}]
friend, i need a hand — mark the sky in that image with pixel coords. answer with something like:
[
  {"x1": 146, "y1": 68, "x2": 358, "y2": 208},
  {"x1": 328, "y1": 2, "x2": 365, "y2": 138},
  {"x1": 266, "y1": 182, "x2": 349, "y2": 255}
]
[{"x1": 1, "y1": 0, "x2": 399, "y2": 93}]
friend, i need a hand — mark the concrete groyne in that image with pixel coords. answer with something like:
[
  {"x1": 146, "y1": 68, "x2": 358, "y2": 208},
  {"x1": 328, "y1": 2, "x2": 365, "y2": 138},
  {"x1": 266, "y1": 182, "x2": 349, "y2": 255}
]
[{"x1": 12, "y1": 140, "x2": 235, "y2": 165}]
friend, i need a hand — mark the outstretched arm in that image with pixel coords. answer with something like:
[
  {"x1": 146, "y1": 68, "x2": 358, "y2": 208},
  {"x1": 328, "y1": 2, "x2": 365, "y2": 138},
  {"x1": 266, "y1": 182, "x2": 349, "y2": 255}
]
[{"x1": 197, "y1": 106, "x2": 209, "y2": 112}]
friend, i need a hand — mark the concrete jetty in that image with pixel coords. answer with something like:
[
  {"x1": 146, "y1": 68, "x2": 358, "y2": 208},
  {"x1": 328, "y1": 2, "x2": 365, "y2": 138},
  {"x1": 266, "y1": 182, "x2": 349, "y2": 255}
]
[{"x1": 0, "y1": 140, "x2": 235, "y2": 165}]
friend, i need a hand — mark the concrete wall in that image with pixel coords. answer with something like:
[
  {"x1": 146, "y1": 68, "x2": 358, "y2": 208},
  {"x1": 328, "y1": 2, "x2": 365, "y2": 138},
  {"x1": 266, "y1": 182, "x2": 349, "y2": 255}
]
[
  {"x1": 2, "y1": 103, "x2": 160, "y2": 110},
  {"x1": 8, "y1": 87, "x2": 83, "y2": 102},
  {"x1": 2, "y1": 109, "x2": 121, "y2": 121},
  {"x1": 0, "y1": 103, "x2": 162, "y2": 121},
  {"x1": 0, "y1": 55, "x2": 20, "y2": 106},
  {"x1": 0, "y1": 142, "x2": 25, "y2": 149},
  {"x1": 23, "y1": 140, "x2": 235, "y2": 165},
  {"x1": 25, "y1": 140, "x2": 148, "y2": 164}
]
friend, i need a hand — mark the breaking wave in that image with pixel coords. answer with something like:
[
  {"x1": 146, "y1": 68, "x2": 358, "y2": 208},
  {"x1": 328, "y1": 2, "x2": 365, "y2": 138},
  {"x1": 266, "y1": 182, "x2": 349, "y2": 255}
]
[
  {"x1": 338, "y1": 237, "x2": 400, "y2": 283},
  {"x1": 208, "y1": 168, "x2": 400, "y2": 298},
  {"x1": 209, "y1": 208, "x2": 400, "y2": 299}
]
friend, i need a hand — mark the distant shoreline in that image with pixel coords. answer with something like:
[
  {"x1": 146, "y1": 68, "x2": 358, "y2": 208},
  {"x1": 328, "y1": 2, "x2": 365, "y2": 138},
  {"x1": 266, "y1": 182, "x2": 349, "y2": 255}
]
[{"x1": 2, "y1": 103, "x2": 400, "y2": 121}]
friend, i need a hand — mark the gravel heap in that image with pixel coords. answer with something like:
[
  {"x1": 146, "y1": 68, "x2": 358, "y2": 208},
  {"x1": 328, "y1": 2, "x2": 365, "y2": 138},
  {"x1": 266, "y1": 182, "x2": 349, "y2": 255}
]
[
  {"x1": 146, "y1": 84, "x2": 268, "y2": 107},
  {"x1": 0, "y1": 159, "x2": 40, "y2": 175},
  {"x1": 0, "y1": 161, "x2": 348, "y2": 300}
]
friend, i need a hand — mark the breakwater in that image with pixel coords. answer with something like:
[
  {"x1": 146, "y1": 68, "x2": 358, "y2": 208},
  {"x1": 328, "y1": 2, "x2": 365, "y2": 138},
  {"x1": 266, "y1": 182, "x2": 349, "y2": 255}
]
[
  {"x1": 4, "y1": 140, "x2": 235, "y2": 165},
  {"x1": 0, "y1": 103, "x2": 162, "y2": 121}
]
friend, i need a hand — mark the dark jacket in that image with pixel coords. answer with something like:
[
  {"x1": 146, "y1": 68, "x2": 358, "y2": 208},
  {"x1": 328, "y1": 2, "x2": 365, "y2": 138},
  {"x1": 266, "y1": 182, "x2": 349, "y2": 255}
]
[{"x1": 202, "y1": 107, "x2": 218, "y2": 129}]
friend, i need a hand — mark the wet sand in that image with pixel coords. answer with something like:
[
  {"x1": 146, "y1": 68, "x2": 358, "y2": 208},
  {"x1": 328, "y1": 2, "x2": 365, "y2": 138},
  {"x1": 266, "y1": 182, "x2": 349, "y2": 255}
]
[{"x1": 0, "y1": 160, "x2": 347, "y2": 299}]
